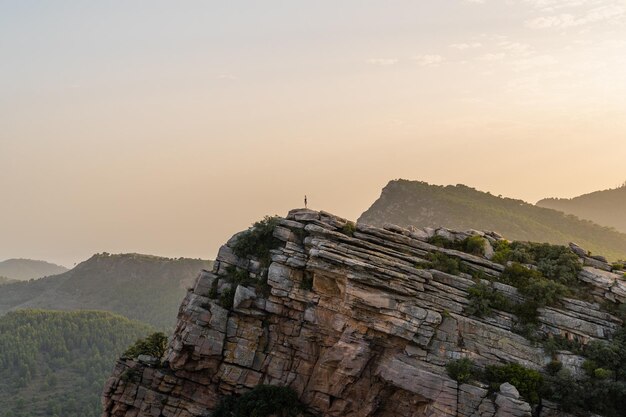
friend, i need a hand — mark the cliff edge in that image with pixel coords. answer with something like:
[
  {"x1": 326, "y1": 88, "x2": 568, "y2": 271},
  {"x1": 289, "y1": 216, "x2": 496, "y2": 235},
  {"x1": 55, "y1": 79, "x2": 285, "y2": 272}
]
[{"x1": 101, "y1": 209, "x2": 626, "y2": 417}]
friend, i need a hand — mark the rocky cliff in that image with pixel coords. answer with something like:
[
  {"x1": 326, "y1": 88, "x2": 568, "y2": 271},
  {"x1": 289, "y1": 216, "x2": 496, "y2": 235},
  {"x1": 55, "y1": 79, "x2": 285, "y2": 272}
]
[{"x1": 101, "y1": 209, "x2": 626, "y2": 417}]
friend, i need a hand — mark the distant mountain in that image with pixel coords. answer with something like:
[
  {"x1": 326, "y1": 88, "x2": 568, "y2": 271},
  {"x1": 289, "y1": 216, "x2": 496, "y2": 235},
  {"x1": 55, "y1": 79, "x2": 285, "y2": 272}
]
[
  {"x1": 0, "y1": 259, "x2": 68, "y2": 281},
  {"x1": 0, "y1": 310, "x2": 153, "y2": 417},
  {"x1": 0, "y1": 276, "x2": 17, "y2": 286},
  {"x1": 359, "y1": 179, "x2": 626, "y2": 261},
  {"x1": 0, "y1": 253, "x2": 212, "y2": 329},
  {"x1": 537, "y1": 183, "x2": 626, "y2": 233}
]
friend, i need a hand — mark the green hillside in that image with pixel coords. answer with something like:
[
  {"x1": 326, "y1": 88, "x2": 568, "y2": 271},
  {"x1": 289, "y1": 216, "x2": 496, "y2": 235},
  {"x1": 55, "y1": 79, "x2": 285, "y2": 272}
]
[
  {"x1": 359, "y1": 179, "x2": 626, "y2": 261},
  {"x1": 537, "y1": 183, "x2": 626, "y2": 233},
  {"x1": 0, "y1": 310, "x2": 153, "y2": 417},
  {"x1": 0, "y1": 259, "x2": 68, "y2": 281},
  {"x1": 0, "y1": 253, "x2": 212, "y2": 329}
]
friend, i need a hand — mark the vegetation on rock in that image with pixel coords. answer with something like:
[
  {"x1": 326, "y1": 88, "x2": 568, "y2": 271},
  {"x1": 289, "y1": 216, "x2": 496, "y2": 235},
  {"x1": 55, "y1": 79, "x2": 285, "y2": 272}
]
[
  {"x1": 492, "y1": 241, "x2": 582, "y2": 286},
  {"x1": 212, "y1": 385, "x2": 305, "y2": 417},
  {"x1": 233, "y1": 216, "x2": 282, "y2": 267},
  {"x1": 466, "y1": 242, "x2": 583, "y2": 338},
  {"x1": 445, "y1": 358, "x2": 475, "y2": 383},
  {"x1": 445, "y1": 359, "x2": 543, "y2": 405},
  {"x1": 340, "y1": 221, "x2": 357, "y2": 237},
  {"x1": 123, "y1": 332, "x2": 168, "y2": 361},
  {"x1": 428, "y1": 234, "x2": 486, "y2": 256},
  {"x1": 466, "y1": 281, "x2": 510, "y2": 318},
  {"x1": 543, "y1": 327, "x2": 626, "y2": 417},
  {"x1": 486, "y1": 363, "x2": 543, "y2": 405}
]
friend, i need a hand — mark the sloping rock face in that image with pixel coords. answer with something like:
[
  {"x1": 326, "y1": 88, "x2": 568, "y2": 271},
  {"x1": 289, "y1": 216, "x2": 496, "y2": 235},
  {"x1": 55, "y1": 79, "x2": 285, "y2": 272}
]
[{"x1": 101, "y1": 209, "x2": 624, "y2": 417}]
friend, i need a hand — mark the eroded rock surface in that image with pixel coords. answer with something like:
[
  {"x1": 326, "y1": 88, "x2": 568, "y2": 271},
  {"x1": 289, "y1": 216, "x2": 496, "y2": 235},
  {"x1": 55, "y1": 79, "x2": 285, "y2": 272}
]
[{"x1": 101, "y1": 209, "x2": 624, "y2": 417}]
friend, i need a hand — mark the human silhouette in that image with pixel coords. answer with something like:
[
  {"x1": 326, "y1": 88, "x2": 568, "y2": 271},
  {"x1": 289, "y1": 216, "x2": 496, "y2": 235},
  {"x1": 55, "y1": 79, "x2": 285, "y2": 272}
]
[{"x1": 304, "y1": 195, "x2": 308, "y2": 208}]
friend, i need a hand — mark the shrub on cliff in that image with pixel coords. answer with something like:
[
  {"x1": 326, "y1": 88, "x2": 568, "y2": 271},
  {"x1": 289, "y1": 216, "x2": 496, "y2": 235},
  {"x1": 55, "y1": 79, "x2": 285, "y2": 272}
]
[
  {"x1": 428, "y1": 235, "x2": 486, "y2": 256},
  {"x1": 233, "y1": 216, "x2": 282, "y2": 267},
  {"x1": 446, "y1": 358, "x2": 477, "y2": 383},
  {"x1": 123, "y1": 332, "x2": 168, "y2": 360},
  {"x1": 466, "y1": 281, "x2": 511, "y2": 317},
  {"x1": 341, "y1": 221, "x2": 357, "y2": 237},
  {"x1": 427, "y1": 252, "x2": 463, "y2": 275},
  {"x1": 466, "y1": 263, "x2": 568, "y2": 329},
  {"x1": 463, "y1": 235, "x2": 486, "y2": 256},
  {"x1": 492, "y1": 242, "x2": 581, "y2": 286},
  {"x1": 484, "y1": 363, "x2": 543, "y2": 405},
  {"x1": 212, "y1": 385, "x2": 305, "y2": 417}
]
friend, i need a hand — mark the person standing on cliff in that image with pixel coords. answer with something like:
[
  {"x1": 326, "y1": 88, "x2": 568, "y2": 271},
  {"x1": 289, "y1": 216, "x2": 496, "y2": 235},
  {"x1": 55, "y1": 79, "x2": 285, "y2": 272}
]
[{"x1": 304, "y1": 195, "x2": 308, "y2": 208}]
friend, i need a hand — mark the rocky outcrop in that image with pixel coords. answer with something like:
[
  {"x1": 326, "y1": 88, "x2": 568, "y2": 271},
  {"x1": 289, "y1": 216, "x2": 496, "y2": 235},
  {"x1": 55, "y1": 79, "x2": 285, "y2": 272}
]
[{"x1": 101, "y1": 209, "x2": 625, "y2": 417}]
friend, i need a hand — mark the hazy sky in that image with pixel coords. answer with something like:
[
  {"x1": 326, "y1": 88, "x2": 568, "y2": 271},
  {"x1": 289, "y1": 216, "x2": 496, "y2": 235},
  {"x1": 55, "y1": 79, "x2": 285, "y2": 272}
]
[{"x1": 2, "y1": 1, "x2": 626, "y2": 267}]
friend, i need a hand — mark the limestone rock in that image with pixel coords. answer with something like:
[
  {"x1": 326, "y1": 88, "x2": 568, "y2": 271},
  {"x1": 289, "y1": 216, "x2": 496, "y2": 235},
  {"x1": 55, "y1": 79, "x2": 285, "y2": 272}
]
[
  {"x1": 102, "y1": 209, "x2": 623, "y2": 417},
  {"x1": 499, "y1": 382, "x2": 520, "y2": 399}
]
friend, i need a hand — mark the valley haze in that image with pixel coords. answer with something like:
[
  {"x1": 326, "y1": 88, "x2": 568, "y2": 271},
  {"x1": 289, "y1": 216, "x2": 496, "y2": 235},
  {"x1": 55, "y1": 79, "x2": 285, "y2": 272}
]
[
  {"x1": 2, "y1": 1, "x2": 626, "y2": 267},
  {"x1": 2, "y1": 2, "x2": 626, "y2": 416}
]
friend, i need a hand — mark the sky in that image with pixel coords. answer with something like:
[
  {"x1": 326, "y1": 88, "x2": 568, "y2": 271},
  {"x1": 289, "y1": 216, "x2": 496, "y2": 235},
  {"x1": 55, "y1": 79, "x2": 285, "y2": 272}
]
[{"x1": 1, "y1": 0, "x2": 626, "y2": 267}]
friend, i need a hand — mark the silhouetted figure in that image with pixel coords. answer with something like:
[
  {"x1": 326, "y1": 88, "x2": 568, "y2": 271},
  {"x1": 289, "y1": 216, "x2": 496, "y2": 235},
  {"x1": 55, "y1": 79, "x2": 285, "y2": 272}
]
[{"x1": 304, "y1": 195, "x2": 308, "y2": 208}]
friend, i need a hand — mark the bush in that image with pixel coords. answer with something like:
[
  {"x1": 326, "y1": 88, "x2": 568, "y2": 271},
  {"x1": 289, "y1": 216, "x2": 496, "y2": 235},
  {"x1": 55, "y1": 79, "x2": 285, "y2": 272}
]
[
  {"x1": 428, "y1": 235, "x2": 486, "y2": 256},
  {"x1": 584, "y1": 327, "x2": 626, "y2": 381},
  {"x1": 233, "y1": 216, "x2": 282, "y2": 267},
  {"x1": 499, "y1": 262, "x2": 542, "y2": 288},
  {"x1": 545, "y1": 360, "x2": 563, "y2": 375},
  {"x1": 484, "y1": 363, "x2": 543, "y2": 405},
  {"x1": 543, "y1": 335, "x2": 583, "y2": 356},
  {"x1": 543, "y1": 368, "x2": 584, "y2": 412},
  {"x1": 516, "y1": 276, "x2": 568, "y2": 307},
  {"x1": 463, "y1": 235, "x2": 486, "y2": 256},
  {"x1": 466, "y1": 281, "x2": 511, "y2": 318},
  {"x1": 428, "y1": 235, "x2": 454, "y2": 249},
  {"x1": 491, "y1": 240, "x2": 512, "y2": 264},
  {"x1": 530, "y1": 243, "x2": 581, "y2": 285},
  {"x1": 446, "y1": 358, "x2": 476, "y2": 383},
  {"x1": 492, "y1": 241, "x2": 581, "y2": 286},
  {"x1": 341, "y1": 222, "x2": 357, "y2": 237},
  {"x1": 212, "y1": 385, "x2": 305, "y2": 417},
  {"x1": 220, "y1": 286, "x2": 236, "y2": 310},
  {"x1": 124, "y1": 332, "x2": 168, "y2": 360},
  {"x1": 428, "y1": 252, "x2": 463, "y2": 275},
  {"x1": 224, "y1": 266, "x2": 257, "y2": 287},
  {"x1": 498, "y1": 263, "x2": 568, "y2": 326},
  {"x1": 544, "y1": 369, "x2": 626, "y2": 417}
]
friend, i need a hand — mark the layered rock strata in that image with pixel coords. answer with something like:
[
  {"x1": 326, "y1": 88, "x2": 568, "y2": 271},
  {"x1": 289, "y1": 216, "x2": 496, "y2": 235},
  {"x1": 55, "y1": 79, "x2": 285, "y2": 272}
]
[{"x1": 101, "y1": 209, "x2": 624, "y2": 417}]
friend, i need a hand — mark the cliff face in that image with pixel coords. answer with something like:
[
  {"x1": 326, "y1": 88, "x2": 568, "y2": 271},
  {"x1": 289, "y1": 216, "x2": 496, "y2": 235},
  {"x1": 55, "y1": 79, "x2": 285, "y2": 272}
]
[{"x1": 101, "y1": 209, "x2": 625, "y2": 417}]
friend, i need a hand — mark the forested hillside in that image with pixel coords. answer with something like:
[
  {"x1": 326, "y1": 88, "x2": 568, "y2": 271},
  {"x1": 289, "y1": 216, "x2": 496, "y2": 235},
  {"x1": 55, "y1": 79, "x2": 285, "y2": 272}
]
[
  {"x1": 0, "y1": 259, "x2": 67, "y2": 281},
  {"x1": 0, "y1": 253, "x2": 212, "y2": 329},
  {"x1": 0, "y1": 310, "x2": 153, "y2": 417},
  {"x1": 359, "y1": 180, "x2": 626, "y2": 261},
  {"x1": 537, "y1": 183, "x2": 626, "y2": 233}
]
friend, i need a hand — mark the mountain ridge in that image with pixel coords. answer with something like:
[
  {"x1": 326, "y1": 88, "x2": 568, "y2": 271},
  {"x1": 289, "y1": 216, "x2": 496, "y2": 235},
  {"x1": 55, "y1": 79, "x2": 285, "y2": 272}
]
[
  {"x1": 0, "y1": 253, "x2": 211, "y2": 328},
  {"x1": 358, "y1": 179, "x2": 626, "y2": 261},
  {"x1": 537, "y1": 183, "x2": 626, "y2": 234},
  {"x1": 0, "y1": 258, "x2": 68, "y2": 281}
]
